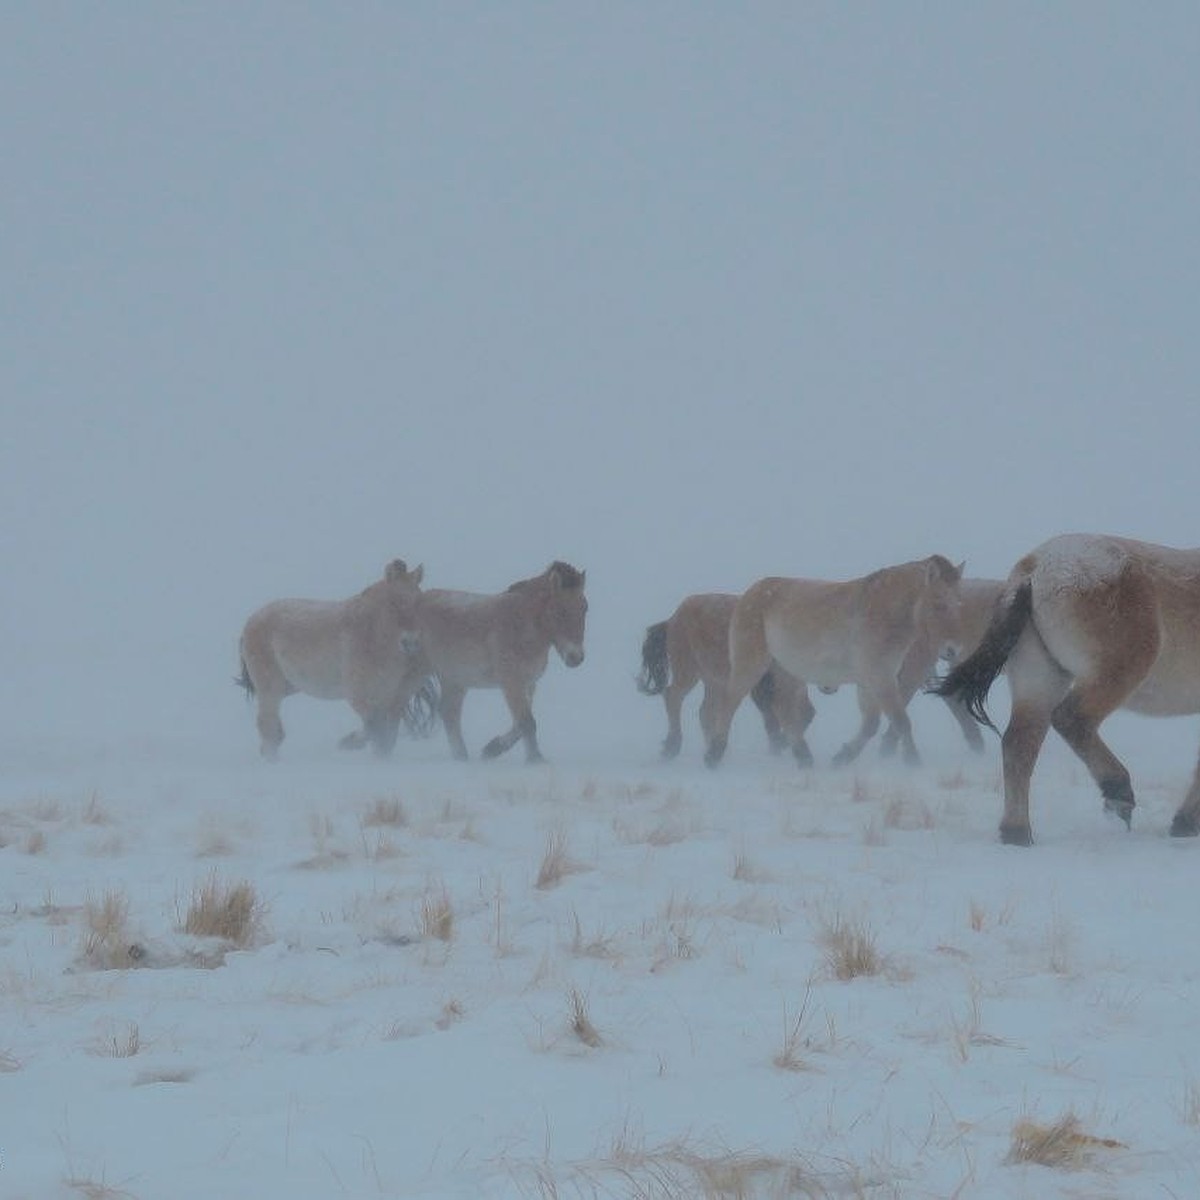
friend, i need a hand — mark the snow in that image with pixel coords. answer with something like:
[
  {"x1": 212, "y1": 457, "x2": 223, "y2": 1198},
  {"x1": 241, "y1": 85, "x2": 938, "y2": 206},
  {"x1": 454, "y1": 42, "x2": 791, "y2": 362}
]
[{"x1": 5, "y1": 705, "x2": 1200, "y2": 1199}]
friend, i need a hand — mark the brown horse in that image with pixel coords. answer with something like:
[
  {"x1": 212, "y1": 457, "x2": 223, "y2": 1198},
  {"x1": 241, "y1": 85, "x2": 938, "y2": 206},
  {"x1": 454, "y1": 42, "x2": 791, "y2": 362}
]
[
  {"x1": 638, "y1": 593, "x2": 816, "y2": 763},
  {"x1": 236, "y1": 560, "x2": 427, "y2": 759},
  {"x1": 415, "y1": 561, "x2": 587, "y2": 763},
  {"x1": 933, "y1": 534, "x2": 1200, "y2": 845},
  {"x1": 705, "y1": 556, "x2": 964, "y2": 768}
]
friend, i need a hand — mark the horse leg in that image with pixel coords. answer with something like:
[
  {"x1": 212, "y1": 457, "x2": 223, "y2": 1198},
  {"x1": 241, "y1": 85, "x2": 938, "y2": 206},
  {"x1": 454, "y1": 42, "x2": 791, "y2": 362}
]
[
  {"x1": 1050, "y1": 687, "x2": 1142, "y2": 830},
  {"x1": 255, "y1": 690, "x2": 286, "y2": 761},
  {"x1": 438, "y1": 683, "x2": 469, "y2": 761},
  {"x1": 832, "y1": 687, "x2": 884, "y2": 766},
  {"x1": 997, "y1": 631, "x2": 1069, "y2": 845},
  {"x1": 1170, "y1": 744, "x2": 1200, "y2": 837},
  {"x1": 662, "y1": 665, "x2": 697, "y2": 760},
  {"x1": 483, "y1": 679, "x2": 541, "y2": 763},
  {"x1": 947, "y1": 694, "x2": 987, "y2": 754},
  {"x1": 782, "y1": 681, "x2": 816, "y2": 768},
  {"x1": 705, "y1": 603, "x2": 771, "y2": 768},
  {"x1": 750, "y1": 671, "x2": 787, "y2": 754}
]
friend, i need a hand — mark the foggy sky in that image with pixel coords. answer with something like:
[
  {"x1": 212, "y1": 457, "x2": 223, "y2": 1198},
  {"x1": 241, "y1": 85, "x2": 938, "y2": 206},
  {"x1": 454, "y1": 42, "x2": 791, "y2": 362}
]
[{"x1": 4, "y1": 5, "x2": 1199, "y2": 759}]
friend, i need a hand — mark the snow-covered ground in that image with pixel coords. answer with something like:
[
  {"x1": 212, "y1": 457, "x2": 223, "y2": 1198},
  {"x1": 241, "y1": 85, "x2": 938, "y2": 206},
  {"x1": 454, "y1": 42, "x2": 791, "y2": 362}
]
[{"x1": 4, "y1": 691, "x2": 1200, "y2": 1199}]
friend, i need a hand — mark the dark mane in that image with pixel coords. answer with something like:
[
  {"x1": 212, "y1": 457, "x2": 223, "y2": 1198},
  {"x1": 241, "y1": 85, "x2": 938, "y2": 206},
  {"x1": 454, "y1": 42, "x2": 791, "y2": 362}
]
[{"x1": 507, "y1": 561, "x2": 585, "y2": 593}]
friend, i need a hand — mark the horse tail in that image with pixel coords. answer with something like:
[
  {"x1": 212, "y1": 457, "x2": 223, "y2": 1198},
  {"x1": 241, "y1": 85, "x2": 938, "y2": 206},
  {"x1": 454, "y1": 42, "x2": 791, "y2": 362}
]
[
  {"x1": 403, "y1": 676, "x2": 441, "y2": 738},
  {"x1": 929, "y1": 578, "x2": 1033, "y2": 730},
  {"x1": 233, "y1": 656, "x2": 256, "y2": 699},
  {"x1": 637, "y1": 621, "x2": 670, "y2": 695}
]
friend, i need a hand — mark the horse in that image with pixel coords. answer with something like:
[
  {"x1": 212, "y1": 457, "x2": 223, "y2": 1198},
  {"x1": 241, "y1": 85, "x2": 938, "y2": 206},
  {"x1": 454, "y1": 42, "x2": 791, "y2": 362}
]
[
  {"x1": 704, "y1": 555, "x2": 964, "y2": 768},
  {"x1": 932, "y1": 534, "x2": 1200, "y2": 845},
  {"x1": 879, "y1": 577, "x2": 1004, "y2": 757},
  {"x1": 414, "y1": 561, "x2": 587, "y2": 763},
  {"x1": 236, "y1": 559, "x2": 429, "y2": 759},
  {"x1": 637, "y1": 593, "x2": 816, "y2": 763}
]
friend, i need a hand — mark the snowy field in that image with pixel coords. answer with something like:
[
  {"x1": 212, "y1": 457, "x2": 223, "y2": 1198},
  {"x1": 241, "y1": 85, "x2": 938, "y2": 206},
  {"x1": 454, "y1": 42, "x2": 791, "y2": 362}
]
[{"x1": 4, "y1": 689, "x2": 1200, "y2": 1200}]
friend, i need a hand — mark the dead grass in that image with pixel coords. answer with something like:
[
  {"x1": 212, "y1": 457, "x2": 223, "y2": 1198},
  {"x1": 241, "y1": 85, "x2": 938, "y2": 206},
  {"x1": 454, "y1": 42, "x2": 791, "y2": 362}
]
[
  {"x1": 535, "y1": 829, "x2": 585, "y2": 889},
  {"x1": 362, "y1": 795, "x2": 408, "y2": 828},
  {"x1": 817, "y1": 911, "x2": 882, "y2": 981},
  {"x1": 81, "y1": 792, "x2": 112, "y2": 825},
  {"x1": 0, "y1": 1048, "x2": 20, "y2": 1072},
  {"x1": 419, "y1": 882, "x2": 455, "y2": 942},
  {"x1": 1182, "y1": 1078, "x2": 1200, "y2": 1127},
  {"x1": 80, "y1": 890, "x2": 145, "y2": 970},
  {"x1": 882, "y1": 794, "x2": 936, "y2": 831},
  {"x1": 88, "y1": 1022, "x2": 142, "y2": 1058},
  {"x1": 64, "y1": 1177, "x2": 139, "y2": 1200},
  {"x1": 24, "y1": 829, "x2": 47, "y2": 855},
  {"x1": 567, "y1": 988, "x2": 604, "y2": 1048},
  {"x1": 772, "y1": 990, "x2": 816, "y2": 1073},
  {"x1": 182, "y1": 876, "x2": 265, "y2": 947},
  {"x1": 1005, "y1": 1112, "x2": 1125, "y2": 1169},
  {"x1": 507, "y1": 1133, "x2": 854, "y2": 1199},
  {"x1": 938, "y1": 767, "x2": 969, "y2": 790},
  {"x1": 731, "y1": 851, "x2": 773, "y2": 884},
  {"x1": 569, "y1": 911, "x2": 620, "y2": 961}
]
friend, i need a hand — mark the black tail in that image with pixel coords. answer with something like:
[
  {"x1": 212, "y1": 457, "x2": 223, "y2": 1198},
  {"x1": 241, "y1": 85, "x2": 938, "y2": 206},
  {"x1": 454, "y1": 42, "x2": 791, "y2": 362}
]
[
  {"x1": 928, "y1": 580, "x2": 1033, "y2": 730},
  {"x1": 637, "y1": 621, "x2": 670, "y2": 695},
  {"x1": 403, "y1": 676, "x2": 441, "y2": 738},
  {"x1": 234, "y1": 658, "x2": 255, "y2": 699}
]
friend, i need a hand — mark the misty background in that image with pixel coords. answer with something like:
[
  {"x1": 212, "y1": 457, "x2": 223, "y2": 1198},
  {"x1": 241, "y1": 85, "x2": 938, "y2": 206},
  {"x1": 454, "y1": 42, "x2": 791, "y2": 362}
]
[{"x1": 4, "y1": 5, "x2": 1198, "y2": 770}]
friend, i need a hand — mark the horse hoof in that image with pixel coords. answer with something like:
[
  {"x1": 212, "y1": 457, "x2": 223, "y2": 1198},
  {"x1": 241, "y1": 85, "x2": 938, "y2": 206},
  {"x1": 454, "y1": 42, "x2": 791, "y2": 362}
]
[
  {"x1": 481, "y1": 740, "x2": 503, "y2": 760},
  {"x1": 1170, "y1": 813, "x2": 1200, "y2": 838},
  {"x1": 1103, "y1": 798, "x2": 1135, "y2": 829},
  {"x1": 832, "y1": 748, "x2": 852, "y2": 768},
  {"x1": 999, "y1": 824, "x2": 1033, "y2": 847},
  {"x1": 338, "y1": 732, "x2": 366, "y2": 751},
  {"x1": 703, "y1": 748, "x2": 724, "y2": 769},
  {"x1": 661, "y1": 741, "x2": 681, "y2": 761}
]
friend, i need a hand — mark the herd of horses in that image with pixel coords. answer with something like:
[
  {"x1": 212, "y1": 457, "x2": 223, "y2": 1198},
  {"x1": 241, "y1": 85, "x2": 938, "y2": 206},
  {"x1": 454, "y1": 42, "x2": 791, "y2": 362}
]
[{"x1": 236, "y1": 534, "x2": 1200, "y2": 846}]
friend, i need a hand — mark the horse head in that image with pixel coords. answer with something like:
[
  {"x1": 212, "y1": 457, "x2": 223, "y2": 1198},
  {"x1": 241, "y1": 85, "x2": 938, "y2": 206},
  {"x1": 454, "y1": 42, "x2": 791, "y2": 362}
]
[{"x1": 545, "y1": 561, "x2": 587, "y2": 668}]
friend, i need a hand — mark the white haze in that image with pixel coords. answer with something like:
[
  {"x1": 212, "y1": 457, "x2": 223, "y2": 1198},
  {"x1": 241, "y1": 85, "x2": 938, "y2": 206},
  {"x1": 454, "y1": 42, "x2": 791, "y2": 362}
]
[{"x1": 3, "y1": 6, "x2": 1200, "y2": 1196}]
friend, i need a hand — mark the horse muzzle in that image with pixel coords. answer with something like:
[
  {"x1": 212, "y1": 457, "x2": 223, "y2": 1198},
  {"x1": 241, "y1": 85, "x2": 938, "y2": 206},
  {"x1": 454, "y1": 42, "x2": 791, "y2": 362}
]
[{"x1": 559, "y1": 644, "x2": 585, "y2": 668}]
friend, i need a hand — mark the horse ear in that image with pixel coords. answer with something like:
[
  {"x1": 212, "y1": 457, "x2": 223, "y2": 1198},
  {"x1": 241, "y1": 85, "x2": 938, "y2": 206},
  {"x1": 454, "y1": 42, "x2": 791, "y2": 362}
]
[
  {"x1": 955, "y1": 560, "x2": 966, "y2": 580},
  {"x1": 411, "y1": 564, "x2": 424, "y2": 586},
  {"x1": 549, "y1": 564, "x2": 562, "y2": 590},
  {"x1": 385, "y1": 559, "x2": 407, "y2": 582}
]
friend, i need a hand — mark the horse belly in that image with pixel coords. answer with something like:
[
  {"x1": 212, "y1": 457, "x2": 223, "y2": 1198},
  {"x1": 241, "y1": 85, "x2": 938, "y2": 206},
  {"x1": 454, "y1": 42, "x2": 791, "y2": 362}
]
[{"x1": 764, "y1": 618, "x2": 851, "y2": 689}]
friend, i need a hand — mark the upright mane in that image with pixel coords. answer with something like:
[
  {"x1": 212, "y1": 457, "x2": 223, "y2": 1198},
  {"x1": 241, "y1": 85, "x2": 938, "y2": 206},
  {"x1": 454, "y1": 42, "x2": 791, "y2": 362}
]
[{"x1": 506, "y1": 561, "x2": 585, "y2": 593}]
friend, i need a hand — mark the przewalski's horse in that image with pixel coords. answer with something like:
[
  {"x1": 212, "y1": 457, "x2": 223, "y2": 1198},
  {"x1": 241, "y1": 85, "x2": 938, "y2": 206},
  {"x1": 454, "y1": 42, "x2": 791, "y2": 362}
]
[
  {"x1": 236, "y1": 560, "x2": 427, "y2": 759},
  {"x1": 933, "y1": 534, "x2": 1200, "y2": 845},
  {"x1": 416, "y1": 561, "x2": 587, "y2": 763},
  {"x1": 879, "y1": 577, "x2": 1004, "y2": 757},
  {"x1": 638, "y1": 593, "x2": 816, "y2": 763},
  {"x1": 704, "y1": 555, "x2": 964, "y2": 768}
]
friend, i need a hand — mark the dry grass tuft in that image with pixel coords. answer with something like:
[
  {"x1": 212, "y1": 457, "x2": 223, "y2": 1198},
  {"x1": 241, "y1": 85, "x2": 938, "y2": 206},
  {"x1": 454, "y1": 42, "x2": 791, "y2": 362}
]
[
  {"x1": 81, "y1": 792, "x2": 112, "y2": 825},
  {"x1": 81, "y1": 890, "x2": 145, "y2": 970},
  {"x1": 1182, "y1": 1078, "x2": 1200, "y2": 1127},
  {"x1": 24, "y1": 829, "x2": 47, "y2": 855},
  {"x1": 882, "y1": 794, "x2": 936, "y2": 830},
  {"x1": 849, "y1": 775, "x2": 872, "y2": 803},
  {"x1": 183, "y1": 876, "x2": 265, "y2": 947},
  {"x1": 363, "y1": 795, "x2": 408, "y2": 828},
  {"x1": 436, "y1": 998, "x2": 465, "y2": 1030},
  {"x1": 0, "y1": 1048, "x2": 21, "y2": 1072},
  {"x1": 507, "y1": 1134, "x2": 850, "y2": 1199},
  {"x1": 535, "y1": 829, "x2": 584, "y2": 889},
  {"x1": 938, "y1": 767, "x2": 969, "y2": 790},
  {"x1": 817, "y1": 911, "x2": 881, "y2": 981},
  {"x1": 64, "y1": 1176, "x2": 139, "y2": 1200},
  {"x1": 419, "y1": 882, "x2": 455, "y2": 942},
  {"x1": 1005, "y1": 1112, "x2": 1124, "y2": 1169},
  {"x1": 89, "y1": 1022, "x2": 142, "y2": 1058},
  {"x1": 731, "y1": 851, "x2": 773, "y2": 884},
  {"x1": 569, "y1": 911, "x2": 620, "y2": 961},
  {"x1": 772, "y1": 990, "x2": 816, "y2": 1072},
  {"x1": 567, "y1": 988, "x2": 604, "y2": 1048}
]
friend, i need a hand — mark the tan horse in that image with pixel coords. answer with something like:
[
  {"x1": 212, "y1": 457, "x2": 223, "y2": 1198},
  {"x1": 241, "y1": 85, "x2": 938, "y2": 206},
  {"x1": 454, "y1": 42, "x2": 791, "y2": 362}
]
[
  {"x1": 705, "y1": 555, "x2": 964, "y2": 768},
  {"x1": 879, "y1": 577, "x2": 1004, "y2": 757},
  {"x1": 236, "y1": 560, "x2": 427, "y2": 759},
  {"x1": 638, "y1": 593, "x2": 816, "y2": 763},
  {"x1": 416, "y1": 561, "x2": 587, "y2": 763},
  {"x1": 933, "y1": 534, "x2": 1200, "y2": 845}
]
